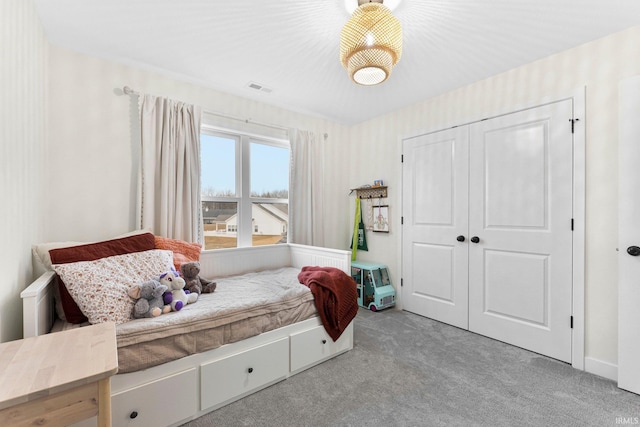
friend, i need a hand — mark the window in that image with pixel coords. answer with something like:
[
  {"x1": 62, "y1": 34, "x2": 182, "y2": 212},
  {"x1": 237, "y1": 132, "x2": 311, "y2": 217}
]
[{"x1": 201, "y1": 129, "x2": 289, "y2": 250}]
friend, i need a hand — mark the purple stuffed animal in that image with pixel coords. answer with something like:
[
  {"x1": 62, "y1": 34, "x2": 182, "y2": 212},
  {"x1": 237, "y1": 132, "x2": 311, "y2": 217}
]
[{"x1": 159, "y1": 267, "x2": 198, "y2": 311}]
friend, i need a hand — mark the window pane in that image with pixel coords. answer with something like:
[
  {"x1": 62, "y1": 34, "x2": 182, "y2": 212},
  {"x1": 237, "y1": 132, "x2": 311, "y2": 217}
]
[
  {"x1": 201, "y1": 134, "x2": 236, "y2": 197},
  {"x1": 251, "y1": 202, "x2": 288, "y2": 246},
  {"x1": 202, "y1": 201, "x2": 238, "y2": 249},
  {"x1": 250, "y1": 142, "x2": 289, "y2": 198}
]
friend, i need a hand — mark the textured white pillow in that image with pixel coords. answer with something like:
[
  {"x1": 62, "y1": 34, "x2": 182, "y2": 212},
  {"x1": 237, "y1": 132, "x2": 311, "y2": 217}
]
[{"x1": 53, "y1": 249, "x2": 174, "y2": 325}]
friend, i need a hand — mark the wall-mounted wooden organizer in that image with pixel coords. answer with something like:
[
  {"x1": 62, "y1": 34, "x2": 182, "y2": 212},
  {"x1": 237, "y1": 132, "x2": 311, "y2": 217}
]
[{"x1": 351, "y1": 186, "x2": 387, "y2": 199}]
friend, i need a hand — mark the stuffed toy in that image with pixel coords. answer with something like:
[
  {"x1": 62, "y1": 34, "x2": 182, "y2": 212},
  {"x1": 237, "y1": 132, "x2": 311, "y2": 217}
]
[
  {"x1": 180, "y1": 262, "x2": 217, "y2": 295},
  {"x1": 128, "y1": 279, "x2": 171, "y2": 319},
  {"x1": 159, "y1": 267, "x2": 198, "y2": 311}
]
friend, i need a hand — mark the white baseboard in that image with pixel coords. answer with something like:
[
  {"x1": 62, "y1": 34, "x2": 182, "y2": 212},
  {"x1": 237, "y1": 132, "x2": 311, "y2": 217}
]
[{"x1": 584, "y1": 357, "x2": 618, "y2": 381}]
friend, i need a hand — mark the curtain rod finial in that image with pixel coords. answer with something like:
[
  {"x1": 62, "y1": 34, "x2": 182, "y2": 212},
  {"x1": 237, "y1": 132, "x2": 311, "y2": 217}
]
[{"x1": 123, "y1": 86, "x2": 138, "y2": 95}]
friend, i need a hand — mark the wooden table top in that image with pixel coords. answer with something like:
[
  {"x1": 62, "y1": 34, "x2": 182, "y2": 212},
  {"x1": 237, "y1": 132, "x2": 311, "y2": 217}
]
[{"x1": 0, "y1": 322, "x2": 118, "y2": 410}]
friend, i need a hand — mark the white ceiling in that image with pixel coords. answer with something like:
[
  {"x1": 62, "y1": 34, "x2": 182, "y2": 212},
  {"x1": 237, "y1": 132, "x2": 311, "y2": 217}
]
[{"x1": 34, "y1": 0, "x2": 640, "y2": 125}]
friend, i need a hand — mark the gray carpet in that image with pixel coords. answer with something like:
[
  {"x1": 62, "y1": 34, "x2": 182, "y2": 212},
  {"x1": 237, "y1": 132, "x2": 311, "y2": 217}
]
[{"x1": 180, "y1": 308, "x2": 640, "y2": 427}]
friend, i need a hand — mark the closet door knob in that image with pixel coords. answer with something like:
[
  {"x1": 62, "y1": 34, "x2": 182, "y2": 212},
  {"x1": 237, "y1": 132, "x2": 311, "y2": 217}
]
[
  {"x1": 470, "y1": 236, "x2": 480, "y2": 244},
  {"x1": 627, "y1": 246, "x2": 640, "y2": 256},
  {"x1": 248, "y1": 367, "x2": 254, "y2": 373},
  {"x1": 322, "y1": 339, "x2": 327, "y2": 344},
  {"x1": 130, "y1": 411, "x2": 138, "y2": 419},
  {"x1": 456, "y1": 235, "x2": 465, "y2": 242}
]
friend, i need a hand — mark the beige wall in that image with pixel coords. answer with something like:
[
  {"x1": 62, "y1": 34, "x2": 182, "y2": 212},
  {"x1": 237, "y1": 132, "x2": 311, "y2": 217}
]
[
  {"x1": 0, "y1": 0, "x2": 47, "y2": 342},
  {"x1": 348, "y1": 26, "x2": 640, "y2": 366},
  {"x1": 45, "y1": 46, "x2": 351, "y2": 249}
]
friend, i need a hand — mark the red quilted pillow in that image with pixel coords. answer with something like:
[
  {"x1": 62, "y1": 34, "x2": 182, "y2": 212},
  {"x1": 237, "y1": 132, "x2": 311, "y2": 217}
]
[{"x1": 49, "y1": 232, "x2": 156, "y2": 323}]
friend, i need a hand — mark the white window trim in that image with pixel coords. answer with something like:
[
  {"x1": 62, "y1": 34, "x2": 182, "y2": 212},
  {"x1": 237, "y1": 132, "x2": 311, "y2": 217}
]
[{"x1": 201, "y1": 125, "x2": 289, "y2": 249}]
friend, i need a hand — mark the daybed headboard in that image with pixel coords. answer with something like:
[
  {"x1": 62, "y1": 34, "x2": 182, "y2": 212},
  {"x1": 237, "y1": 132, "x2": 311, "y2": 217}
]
[{"x1": 22, "y1": 244, "x2": 351, "y2": 339}]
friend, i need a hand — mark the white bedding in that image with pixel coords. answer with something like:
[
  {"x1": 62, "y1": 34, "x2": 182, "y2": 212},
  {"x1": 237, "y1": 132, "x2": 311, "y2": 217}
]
[
  {"x1": 117, "y1": 267, "x2": 313, "y2": 345},
  {"x1": 87, "y1": 267, "x2": 317, "y2": 373}
]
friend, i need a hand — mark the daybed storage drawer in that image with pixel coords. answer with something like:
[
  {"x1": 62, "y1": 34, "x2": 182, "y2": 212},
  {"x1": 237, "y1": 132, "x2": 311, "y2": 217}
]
[
  {"x1": 290, "y1": 322, "x2": 353, "y2": 373},
  {"x1": 200, "y1": 337, "x2": 289, "y2": 410},
  {"x1": 111, "y1": 368, "x2": 197, "y2": 426}
]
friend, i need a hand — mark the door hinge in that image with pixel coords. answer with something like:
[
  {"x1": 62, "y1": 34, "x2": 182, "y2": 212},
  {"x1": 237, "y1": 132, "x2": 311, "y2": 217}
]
[
  {"x1": 571, "y1": 218, "x2": 574, "y2": 231},
  {"x1": 570, "y1": 316, "x2": 574, "y2": 329},
  {"x1": 569, "y1": 118, "x2": 580, "y2": 134},
  {"x1": 401, "y1": 278, "x2": 403, "y2": 287},
  {"x1": 401, "y1": 154, "x2": 404, "y2": 163},
  {"x1": 401, "y1": 216, "x2": 404, "y2": 225}
]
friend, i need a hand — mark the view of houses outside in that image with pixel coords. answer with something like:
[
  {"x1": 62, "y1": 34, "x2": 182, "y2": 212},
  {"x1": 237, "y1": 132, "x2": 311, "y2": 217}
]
[
  {"x1": 201, "y1": 133, "x2": 289, "y2": 250},
  {"x1": 202, "y1": 201, "x2": 288, "y2": 249}
]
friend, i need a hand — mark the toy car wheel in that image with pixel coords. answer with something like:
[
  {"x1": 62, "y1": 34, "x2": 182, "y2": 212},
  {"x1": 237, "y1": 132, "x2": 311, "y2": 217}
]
[{"x1": 370, "y1": 305, "x2": 377, "y2": 312}]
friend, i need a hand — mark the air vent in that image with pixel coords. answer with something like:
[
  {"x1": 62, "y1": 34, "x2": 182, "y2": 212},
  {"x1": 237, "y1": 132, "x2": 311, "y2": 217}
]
[{"x1": 247, "y1": 82, "x2": 273, "y2": 94}]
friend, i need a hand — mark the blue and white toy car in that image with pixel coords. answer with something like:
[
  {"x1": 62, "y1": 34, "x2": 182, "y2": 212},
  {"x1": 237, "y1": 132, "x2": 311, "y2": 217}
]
[{"x1": 351, "y1": 261, "x2": 396, "y2": 312}]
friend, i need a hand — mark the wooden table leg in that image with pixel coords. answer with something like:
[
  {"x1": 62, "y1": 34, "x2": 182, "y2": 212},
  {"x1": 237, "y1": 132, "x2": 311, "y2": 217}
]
[{"x1": 97, "y1": 378, "x2": 112, "y2": 427}]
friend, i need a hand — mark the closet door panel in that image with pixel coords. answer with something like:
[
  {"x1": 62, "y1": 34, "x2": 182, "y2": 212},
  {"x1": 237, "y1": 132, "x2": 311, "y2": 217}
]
[
  {"x1": 483, "y1": 249, "x2": 549, "y2": 325},
  {"x1": 402, "y1": 126, "x2": 469, "y2": 329},
  {"x1": 468, "y1": 100, "x2": 573, "y2": 363},
  {"x1": 483, "y1": 123, "x2": 548, "y2": 229}
]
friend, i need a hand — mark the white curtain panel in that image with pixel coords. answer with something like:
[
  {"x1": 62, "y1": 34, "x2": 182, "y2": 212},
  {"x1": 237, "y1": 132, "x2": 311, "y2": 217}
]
[
  {"x1": 138, "y1": 94, "x2": 203, "y2": 243},
  {"x1": 289, "y1": 129, "x2": 325, "y2": 246}
]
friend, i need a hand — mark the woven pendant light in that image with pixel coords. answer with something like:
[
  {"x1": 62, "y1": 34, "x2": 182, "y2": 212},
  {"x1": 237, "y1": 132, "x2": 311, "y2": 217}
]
[{"x1": 340, "y1": 0, "x2": 402, "y2": 86}]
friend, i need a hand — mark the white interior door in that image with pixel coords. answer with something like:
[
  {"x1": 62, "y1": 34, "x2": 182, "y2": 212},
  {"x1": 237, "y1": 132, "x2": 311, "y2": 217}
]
[
  {"x1": 618, "y1": 76, "x2": 640, "y2": 394},
  {"x1": 468, "y1": 100, "x2": 574, "y2": 363},
  {"x1": 402, "y1": 126, "x2": 470, "y2": 329}
]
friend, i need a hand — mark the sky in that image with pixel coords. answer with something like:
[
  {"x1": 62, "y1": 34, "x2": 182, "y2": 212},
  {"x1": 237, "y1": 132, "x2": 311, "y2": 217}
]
[{"x1": 200, "y1": 133, "x2": 289, "y2": 196}]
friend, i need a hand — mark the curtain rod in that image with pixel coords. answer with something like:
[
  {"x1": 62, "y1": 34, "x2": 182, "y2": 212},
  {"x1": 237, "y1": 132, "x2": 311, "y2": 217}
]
[{"x1": 122, "y1": 86, "x2": 293, "y2": 134}]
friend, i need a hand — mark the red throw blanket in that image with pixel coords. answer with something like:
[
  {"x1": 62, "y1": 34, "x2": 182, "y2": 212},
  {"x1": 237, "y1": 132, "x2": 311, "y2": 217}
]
[{"x1": 298, "y1": 266, "x2": 359, "y2": 341}]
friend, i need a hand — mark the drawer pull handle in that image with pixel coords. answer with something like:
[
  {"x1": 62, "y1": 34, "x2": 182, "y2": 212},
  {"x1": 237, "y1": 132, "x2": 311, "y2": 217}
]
[
  {"x1": 248, "y1": 367, "x2": 254, "y2": 374},
  {"x1": 322, "y1": 339, "x2": 327, "y2": 344},
  {"x1": 130, "y1": 411, "x2": 138, "y2": 419}
]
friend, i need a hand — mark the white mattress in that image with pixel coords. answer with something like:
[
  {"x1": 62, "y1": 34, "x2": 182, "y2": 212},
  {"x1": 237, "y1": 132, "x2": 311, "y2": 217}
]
[{"x1": 53, "y1": 267, "x2": 318, "y2": 373}]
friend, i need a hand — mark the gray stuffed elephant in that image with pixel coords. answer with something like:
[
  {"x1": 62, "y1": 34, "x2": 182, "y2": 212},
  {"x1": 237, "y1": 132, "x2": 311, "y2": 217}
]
[{"x1": 128, "y1": 279, "x2": 171, "y2": 318}]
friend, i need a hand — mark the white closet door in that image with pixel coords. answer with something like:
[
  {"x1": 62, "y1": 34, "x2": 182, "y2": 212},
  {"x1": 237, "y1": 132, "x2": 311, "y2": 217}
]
[
  {"x1": 468, "y1": 100, "x2": 574, "y2": 363},
  {"x1": 618, "y1": 76, "x2": 640, "y2": 394},
  {"x1": 401, "y1": 126, "x2": 470, "y2": 329}
]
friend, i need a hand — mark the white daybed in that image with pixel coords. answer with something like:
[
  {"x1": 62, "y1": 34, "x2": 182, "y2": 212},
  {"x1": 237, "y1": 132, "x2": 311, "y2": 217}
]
[{"x1": 22, "y1": 243, "x2": 354, "y2": 427}]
